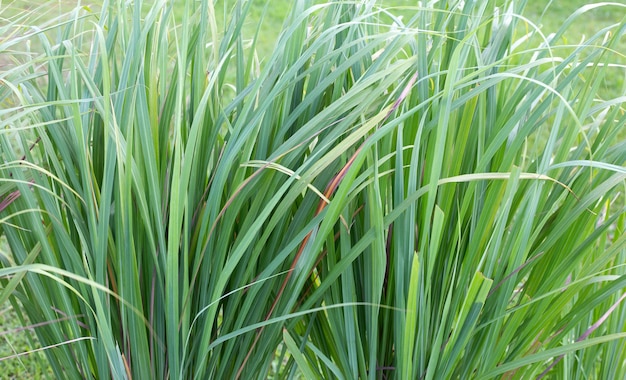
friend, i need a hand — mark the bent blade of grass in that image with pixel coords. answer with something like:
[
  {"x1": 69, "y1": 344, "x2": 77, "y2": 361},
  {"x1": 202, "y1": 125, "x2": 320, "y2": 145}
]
[{"x1": 478, "y1": 332, "x2": 626, "y2": 379}]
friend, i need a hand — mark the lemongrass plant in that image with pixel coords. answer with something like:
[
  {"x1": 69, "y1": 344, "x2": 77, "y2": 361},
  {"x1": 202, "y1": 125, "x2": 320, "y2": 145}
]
[{"x1": 1, "y1": 0, "x2": 625, "y2": 378}]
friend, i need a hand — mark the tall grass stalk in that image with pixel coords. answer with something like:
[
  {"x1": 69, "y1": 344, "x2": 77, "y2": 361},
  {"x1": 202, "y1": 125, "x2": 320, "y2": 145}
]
[{"x1": 1, "y1": 0, "x2": 625, "y2": 378}]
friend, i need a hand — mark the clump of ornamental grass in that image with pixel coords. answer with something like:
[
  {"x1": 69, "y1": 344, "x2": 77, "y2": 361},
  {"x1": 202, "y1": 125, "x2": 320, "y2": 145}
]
[{"x1": 1, "y1": 0, "x2": 626, "y2": 378}]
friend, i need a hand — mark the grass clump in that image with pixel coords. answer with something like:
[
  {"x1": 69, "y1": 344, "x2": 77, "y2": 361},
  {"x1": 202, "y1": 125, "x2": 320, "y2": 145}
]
[{"x1": 1, "y1": 0, "x2": 625, "y2": 378}]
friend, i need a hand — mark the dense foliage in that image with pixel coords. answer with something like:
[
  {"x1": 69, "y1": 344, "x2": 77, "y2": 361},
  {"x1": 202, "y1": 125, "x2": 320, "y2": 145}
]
[{"x1": 1, "y1": 0, "x2": 625, "y2": 378}]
